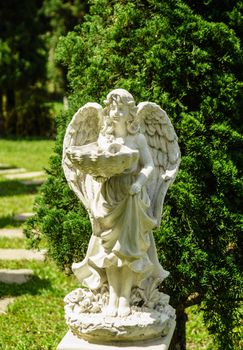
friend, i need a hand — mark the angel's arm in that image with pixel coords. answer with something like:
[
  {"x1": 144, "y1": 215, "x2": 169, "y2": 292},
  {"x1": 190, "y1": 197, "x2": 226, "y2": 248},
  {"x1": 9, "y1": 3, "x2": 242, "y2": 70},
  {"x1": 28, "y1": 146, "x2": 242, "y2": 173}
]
[{"x1": 129, "y1": 133, "x2": 154, "y2": 195}]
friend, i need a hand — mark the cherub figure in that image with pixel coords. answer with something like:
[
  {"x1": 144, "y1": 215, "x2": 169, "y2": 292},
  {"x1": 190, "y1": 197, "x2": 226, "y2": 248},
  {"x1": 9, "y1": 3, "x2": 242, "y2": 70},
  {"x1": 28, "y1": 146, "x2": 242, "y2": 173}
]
[{"x1": 63, "y1": 89, "x2": 180, "y2": 317}]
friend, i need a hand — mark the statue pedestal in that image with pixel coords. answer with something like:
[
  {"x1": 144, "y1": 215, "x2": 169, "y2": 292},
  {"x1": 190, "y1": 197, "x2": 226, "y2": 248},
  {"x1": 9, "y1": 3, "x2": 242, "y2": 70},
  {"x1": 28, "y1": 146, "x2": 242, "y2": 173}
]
[{"x1": 57, "y1": 320, "x2": 175, "y2": 350}]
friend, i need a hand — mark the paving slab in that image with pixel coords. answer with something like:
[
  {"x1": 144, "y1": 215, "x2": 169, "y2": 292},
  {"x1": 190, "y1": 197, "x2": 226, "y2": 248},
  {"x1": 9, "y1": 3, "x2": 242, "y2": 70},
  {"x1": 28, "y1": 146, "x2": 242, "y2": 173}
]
[
  {"x1": 20, "y1": 179, "x2": 45, "y2": 186},
  {"x1": 0, "y1": 269, "x2": 34, "y2": 284},
  {"x1": 0, "y1": 168, "x2": 26, "y2": 175},
  {"x1": 0, "y1": 297, "x2": 15, "y2": 314},
  {"x1": 4, "y1": 171, "x2": 45, "y2": 180},
  {"x1": 0, "y1": 228, "x2": 24, "y2": 239},
  {"x1": 0, "y1": 249, "x2": 46, "y2": 261},
  {"x1": 14, "y1": 213, "x2": 34, "y2": 222}
]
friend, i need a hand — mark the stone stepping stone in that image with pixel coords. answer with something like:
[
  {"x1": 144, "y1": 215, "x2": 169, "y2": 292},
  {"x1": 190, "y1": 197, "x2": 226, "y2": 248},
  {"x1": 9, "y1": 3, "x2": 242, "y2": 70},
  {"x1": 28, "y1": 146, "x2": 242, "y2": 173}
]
[
  {"x1": 0, "y1": 228, "x2": 24, "y2": 239},
  {"x1": 20, "y1": 179, "x2": 45, "y2": 186},
  {"x1": 4, "y1": 171, "x2": 45, "y2": 180},
  {"x1": 0, "y1": 249, "x2": 46, "y2": 261},
  {"x1": 0, "y1": 167, "x2": 26, "y2": 175},
  {"x1": 0, "y1": 297, "x2": 15, "y2": 314},
  {"x1": 0, "y1": 269, "x2": 34, "y2": 284},
  {"x1": 14, "y1": 213, "x2": 34, "y2": 222}
]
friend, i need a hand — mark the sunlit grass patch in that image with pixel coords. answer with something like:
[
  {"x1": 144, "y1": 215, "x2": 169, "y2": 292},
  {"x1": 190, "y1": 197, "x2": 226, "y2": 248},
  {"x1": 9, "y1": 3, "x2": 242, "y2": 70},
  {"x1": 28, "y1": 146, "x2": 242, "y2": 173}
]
[
  {"x1": 0, "y1": 139, "x2": 54, "y2": 172},
  {"x1": 0, "y1": 193, "x2": 36, "y2": 227},
  {"x1": 0, "y1": 260, "x2": 79, "y2": 350},
  {"x1": 186, "y1": 306, "x2": 217, "y2": 350},
  {"x1": 0, "y1": 237, "x2": 25, "y2": 249}
]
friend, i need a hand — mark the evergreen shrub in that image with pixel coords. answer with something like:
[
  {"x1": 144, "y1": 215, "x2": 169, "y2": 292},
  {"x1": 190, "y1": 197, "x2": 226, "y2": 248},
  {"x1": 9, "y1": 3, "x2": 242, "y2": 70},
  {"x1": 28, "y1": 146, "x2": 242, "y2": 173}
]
[{"x1": 25, "y1": 1, "x2": 243, "y2": 348}]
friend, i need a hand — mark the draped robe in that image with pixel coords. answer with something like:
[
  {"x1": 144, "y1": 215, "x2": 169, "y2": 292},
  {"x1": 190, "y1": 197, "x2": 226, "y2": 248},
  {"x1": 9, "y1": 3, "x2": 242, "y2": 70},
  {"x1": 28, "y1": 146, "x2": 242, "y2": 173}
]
[{"x1": 72, "y1": 162, "x2": 169, "y2": 290}]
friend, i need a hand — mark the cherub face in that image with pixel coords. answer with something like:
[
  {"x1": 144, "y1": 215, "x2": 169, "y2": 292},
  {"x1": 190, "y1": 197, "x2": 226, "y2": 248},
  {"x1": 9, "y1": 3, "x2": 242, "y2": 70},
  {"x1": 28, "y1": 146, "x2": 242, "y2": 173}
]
[{"x1": 109, "y1": 100, "x2": 130, "y2": 123}]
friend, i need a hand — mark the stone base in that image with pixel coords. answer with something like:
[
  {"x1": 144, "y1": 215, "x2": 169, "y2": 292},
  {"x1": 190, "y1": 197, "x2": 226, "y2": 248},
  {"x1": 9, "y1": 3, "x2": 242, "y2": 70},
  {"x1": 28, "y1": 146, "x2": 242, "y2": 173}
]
[
  {"x1": 64, "y1": 286, "x2": 175, "y2": 342},
  {"x1": 57, "y1": 321, "x2": 175, "y2": 350}
]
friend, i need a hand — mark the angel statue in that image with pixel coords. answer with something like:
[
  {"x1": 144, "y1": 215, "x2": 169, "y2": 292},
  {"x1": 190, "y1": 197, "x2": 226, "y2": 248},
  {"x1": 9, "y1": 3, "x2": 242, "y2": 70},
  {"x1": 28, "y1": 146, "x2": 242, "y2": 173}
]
[{"x1": 62, "y1": 89, "x2": 180, "y2": 342}]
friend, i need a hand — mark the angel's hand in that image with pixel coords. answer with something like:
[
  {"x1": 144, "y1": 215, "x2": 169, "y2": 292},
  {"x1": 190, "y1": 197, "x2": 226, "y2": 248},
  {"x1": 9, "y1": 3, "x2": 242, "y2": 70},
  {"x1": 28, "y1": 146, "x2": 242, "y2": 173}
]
[
  {"x1": 129, "y1": 182, "x2": 142, "y2": 195},
  {"x1": 162, "y1": 169, "x2": 177, "y2": 181},
  {"x1": 162, "y1": 174, "x2": 172, "y2": 181}
]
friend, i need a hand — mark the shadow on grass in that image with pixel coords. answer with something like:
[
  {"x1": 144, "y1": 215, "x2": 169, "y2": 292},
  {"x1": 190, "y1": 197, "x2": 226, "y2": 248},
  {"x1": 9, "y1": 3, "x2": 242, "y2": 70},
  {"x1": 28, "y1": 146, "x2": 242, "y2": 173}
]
[
  {"x1": 0, "y1": 180, "x2": 40, "y2": 197},
  {"x1": 0, "y1": 216, "x2": 23, "y2": 228},
  {"x1": 0, "y1": 276, "x2": 51, "y2": 298},
  {"x1": 0, "y1": 164, "x2": 17, "y2": 170}
]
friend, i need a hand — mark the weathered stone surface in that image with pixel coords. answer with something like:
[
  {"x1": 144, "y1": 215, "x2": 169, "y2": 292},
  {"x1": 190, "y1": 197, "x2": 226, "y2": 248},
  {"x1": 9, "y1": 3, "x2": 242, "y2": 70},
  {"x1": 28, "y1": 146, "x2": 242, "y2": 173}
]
[
  {"x1": 13, "y1": 213, "x2": 34, "y2": 221},
  {"x1": 0, "y1": 269, "x2": 34, "y2": 284},
  {"x1": 57, "y1": 321, "x2": 176, "y2": 350},
  {"x1": 0, "y1": 228, "x2": 24, "y2": 239},
  {"x1": 4, "y1": 171, "x2": 45, "y2": 180},
  {"x1": 0, "y1": 249, "x2": 46, "y2": 261},
  {"x1": 0, "y1": 298, "x2": 15, "y2": 314}
]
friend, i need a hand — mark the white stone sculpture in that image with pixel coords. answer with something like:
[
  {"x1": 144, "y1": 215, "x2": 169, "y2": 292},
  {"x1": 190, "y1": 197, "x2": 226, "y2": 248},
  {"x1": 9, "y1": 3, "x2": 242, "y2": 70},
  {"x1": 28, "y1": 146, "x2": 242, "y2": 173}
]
[{"x1": 62, "y1": 89, "x2": 180, "y2": 342}]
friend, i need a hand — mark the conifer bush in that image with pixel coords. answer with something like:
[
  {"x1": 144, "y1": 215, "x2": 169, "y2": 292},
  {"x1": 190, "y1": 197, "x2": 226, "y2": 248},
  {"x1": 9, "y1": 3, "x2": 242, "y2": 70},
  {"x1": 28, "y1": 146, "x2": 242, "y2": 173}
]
[{"x1": 26, "y1": 1, "x2": 243, "y2": 348}]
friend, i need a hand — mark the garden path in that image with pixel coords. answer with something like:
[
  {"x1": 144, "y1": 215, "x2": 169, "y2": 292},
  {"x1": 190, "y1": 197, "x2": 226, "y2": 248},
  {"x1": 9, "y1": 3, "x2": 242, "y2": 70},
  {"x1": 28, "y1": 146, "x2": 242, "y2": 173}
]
[
  {"x1": 0, "y1": 165, "x2": 46, "y2": 314},
  {"x1": 4, "y1": 171, "x2": 45, "y2": 180}
]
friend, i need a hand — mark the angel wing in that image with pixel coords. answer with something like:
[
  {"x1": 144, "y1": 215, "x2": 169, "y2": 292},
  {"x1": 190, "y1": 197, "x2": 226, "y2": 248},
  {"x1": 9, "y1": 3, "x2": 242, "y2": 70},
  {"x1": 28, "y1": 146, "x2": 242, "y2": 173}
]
[
  {"x1": 137, "y1": 102, "x2": 180, "y2": 226},
  {"x1": 62, "y1": 102, "x2": 103, "y2": 210}
]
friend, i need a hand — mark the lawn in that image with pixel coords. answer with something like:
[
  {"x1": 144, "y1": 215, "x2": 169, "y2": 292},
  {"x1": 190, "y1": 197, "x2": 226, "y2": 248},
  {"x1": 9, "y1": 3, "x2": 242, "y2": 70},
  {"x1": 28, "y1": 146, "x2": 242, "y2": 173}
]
[
  {"x1": 0, "y1": 138, "x2": 221, "y2": 350},
  {"x1": 0, "y1": 259, "x2": 79, "y2": 350},
  {"x1": 0, "y1": 139, "x2": 54, "y2": 228},
  {"x1": 0, "y1": 138, "x2": 54, "y2": 171}
]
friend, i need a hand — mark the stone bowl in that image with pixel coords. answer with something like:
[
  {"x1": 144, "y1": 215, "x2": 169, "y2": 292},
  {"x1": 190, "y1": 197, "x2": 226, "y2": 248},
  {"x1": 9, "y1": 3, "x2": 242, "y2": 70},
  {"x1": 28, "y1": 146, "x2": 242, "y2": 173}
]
[{"x1": 66, "y1": 142, "x2": 139, "y2": 178}]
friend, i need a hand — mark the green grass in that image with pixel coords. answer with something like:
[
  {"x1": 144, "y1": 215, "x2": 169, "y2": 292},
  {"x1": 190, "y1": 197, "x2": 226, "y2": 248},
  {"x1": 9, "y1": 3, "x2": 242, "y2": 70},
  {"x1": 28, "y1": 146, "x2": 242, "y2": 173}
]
[
  {"x1": 0, "y1": 179, "x2": 39, "y2": 228},
  {"x1": 0, "y1": 138, "x2": 54, "y2": 228},
  {"x1": 0, "y1": 260, "x2": 79, "y2": 350},
  {"x1": 0, "y1": 191, "x2": 36, "y2": 228},
  {"x1": 0, "y1": 180, "x2": 41, "y2": 197},
  {"x1": 0, "y1": 192, "x2": 36, "y2": 228},
  {"x1": 0, "y1": 237, "x2": 26, "y2": 249},
  {"x1": 186, "y1": 306, "x2": 218, "y2": 350},
  {"x1": 0, "y1": 139, "x2": 54, "y2": 172}
]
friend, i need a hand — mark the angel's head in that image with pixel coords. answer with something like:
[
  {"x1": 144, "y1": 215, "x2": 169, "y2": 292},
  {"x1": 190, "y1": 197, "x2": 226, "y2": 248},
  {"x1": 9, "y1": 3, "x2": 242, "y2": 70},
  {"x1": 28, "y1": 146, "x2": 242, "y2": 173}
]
[{"x1": 103, "y1": 89, "x2": 139, "y2": 135}]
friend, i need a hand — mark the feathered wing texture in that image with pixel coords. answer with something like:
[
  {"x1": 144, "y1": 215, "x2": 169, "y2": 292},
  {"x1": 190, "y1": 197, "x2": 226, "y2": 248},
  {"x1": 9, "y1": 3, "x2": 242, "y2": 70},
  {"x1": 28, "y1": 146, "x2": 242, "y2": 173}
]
[
  {"x1": 62, "y1": 103, "x2": 103, "y2": 211},
  {"x1": 137, "y1": 102, "x2": 180, "y2": 226}
]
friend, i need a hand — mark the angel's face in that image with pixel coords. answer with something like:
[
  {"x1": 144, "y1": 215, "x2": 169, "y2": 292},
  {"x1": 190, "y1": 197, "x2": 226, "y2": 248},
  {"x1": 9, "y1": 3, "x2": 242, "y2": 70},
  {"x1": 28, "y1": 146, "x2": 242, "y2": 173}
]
[{"x1": 109, "y1": 100, "x2": 130, "y2": 123}]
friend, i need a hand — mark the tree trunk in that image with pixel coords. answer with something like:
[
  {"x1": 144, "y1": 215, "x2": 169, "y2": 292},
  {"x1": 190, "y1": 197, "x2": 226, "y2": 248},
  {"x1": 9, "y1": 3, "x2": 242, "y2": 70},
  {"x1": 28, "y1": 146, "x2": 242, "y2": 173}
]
[
  {"x1": 169, "y1": 308, "x2": 188, "y2": 350},
  {"x1": 5, "y1": 89, "x2": 16, "y2": 135}
]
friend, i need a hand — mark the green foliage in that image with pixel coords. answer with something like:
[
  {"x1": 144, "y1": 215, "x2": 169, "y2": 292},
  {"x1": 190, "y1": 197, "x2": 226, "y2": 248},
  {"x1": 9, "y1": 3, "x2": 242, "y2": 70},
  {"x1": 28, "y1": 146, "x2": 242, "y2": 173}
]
[
  {"x1": 42, "y1": 0, "x2": 89, "y2": 35},
  {"x1": 27, "y1": 0, "x2": 243, "y2": 348},
  {"x1": 42, "y1": 0, "x2": 89, "y2": 96},
  {"x1": 0, "y1": 0, "x2": 53, "y2": 136}
]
